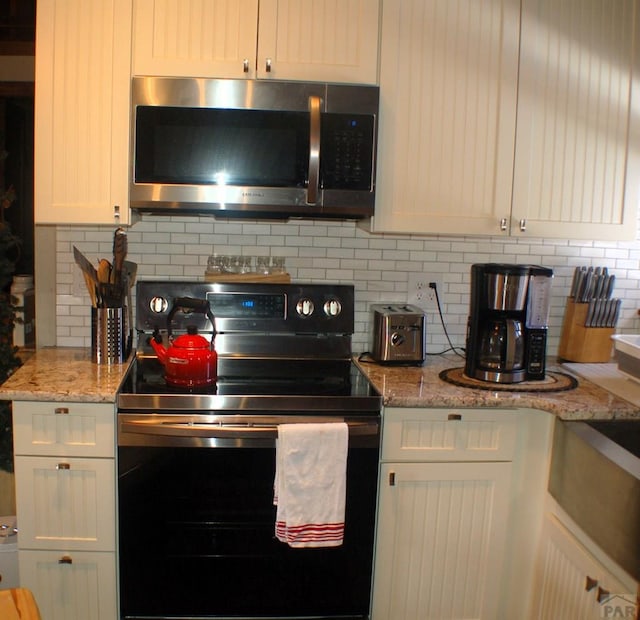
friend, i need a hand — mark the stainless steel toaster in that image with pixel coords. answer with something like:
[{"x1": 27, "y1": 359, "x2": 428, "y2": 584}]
[{"x1": 370, "y1": 304, "x2": 426, "y2": 364}]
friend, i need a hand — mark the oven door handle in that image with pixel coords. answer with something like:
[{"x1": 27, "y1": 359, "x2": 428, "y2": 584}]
[{"x1": 120, "y1": 419, "x2": 379, "y2": 439}]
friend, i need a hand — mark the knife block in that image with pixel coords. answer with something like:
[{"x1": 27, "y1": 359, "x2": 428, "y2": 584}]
[{"x1": 558, "y1": 299, "x2": 614, "y2": 362}]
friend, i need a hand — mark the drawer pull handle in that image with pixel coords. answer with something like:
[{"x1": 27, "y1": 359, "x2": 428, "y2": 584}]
[
  {"x1": 389, "y1": 471, "x2": 396, "y2": 486},
  {"x1": 597, "y1": 586, "x2": 610, "y2": 604},
  {"x1": 58, "y1": 555, "x2": 73, "y2": 565},
  {"x1": 585, "y1": 576, "x2": 598, "y2": 591},
  {"x1": 448, "y1": 413, "x2": 462, "y2": 421},
  {"x1": 56, "y1": 463, "x2": 70, "y2": 470},
  {"x1": 54, "y1": 407, "x2": 69, "y2": 415}
]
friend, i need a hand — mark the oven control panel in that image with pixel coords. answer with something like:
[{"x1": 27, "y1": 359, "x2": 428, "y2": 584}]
[{"x1": 137, "y1": 281, "x2": 354, "y2": 335}]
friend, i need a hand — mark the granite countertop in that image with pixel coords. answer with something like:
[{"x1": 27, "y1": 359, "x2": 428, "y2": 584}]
[
  {"x1": 0, "y1": 348, "x2": 131, "y2": 403},
  {"x1": 1, "y1": 348, "x2": 639, "y2": 419},
  {"x1": 355, "y1": 354, "x2": 640, "y2": 420}
]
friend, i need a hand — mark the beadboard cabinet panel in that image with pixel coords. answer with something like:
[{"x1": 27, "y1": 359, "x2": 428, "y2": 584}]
[
  {"x1": 15, "y1": 455, "x2": 116, "y2": 551},
  {"x1": 133, "y1": 0, "x2": 379, "y2": 83},
  {"x1": 13, "y1": 401, "x2": 115, "y2": 458},
  {"x1": 133, "y1": 0, "x2": 258, "y2": 78},
  {"x1": 257, "y1": 0, "x2": 379, "y2": 82},
  {"x1": 512, "y1": 0, "x2": 640, "y2": 240},
  {"x1": 530, "y1": 514, "x2": 636, "y2": 619},
  {"x1": 19, "y1": 550, "x2": 117, "y2": 620},
  {"x1": 372, "y1": 461, "x2": 512, "y2": 620},
  {"x1": 370, "y1": 0, "x2": 520, "y2": 234},
  {"x1": 34, "y1": 0, "x2": 132, "y2": 225},
  {"x1": 381, "y1": 407, "x2": 519, "y2": 462}
]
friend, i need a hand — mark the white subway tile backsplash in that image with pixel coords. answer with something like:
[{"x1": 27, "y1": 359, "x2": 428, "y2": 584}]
[{"x1": 55, "y1": 215, "x2": 640, "y2": 355}]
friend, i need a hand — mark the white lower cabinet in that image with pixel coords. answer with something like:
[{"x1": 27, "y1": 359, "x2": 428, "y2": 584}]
[
  {"x1": 373, "y1": 461, "x2": 512, "y2": 619},
  {"x1": 18, "y1": 550, "x2": 117, "y2": 620},
  {"x1": 530, "y1": 513, "x2": 637, "y2": 620},
  {"x1": 12, "y1": 401, "x2": 117, "y2": 620},
  {"x1": 372, "y1": 408, "x2": 525, "y2": 620}
]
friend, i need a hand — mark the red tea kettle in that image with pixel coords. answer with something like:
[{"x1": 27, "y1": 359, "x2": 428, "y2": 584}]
[{"x1": 149, "y1": 297, "x2": 217, "y2": 387}]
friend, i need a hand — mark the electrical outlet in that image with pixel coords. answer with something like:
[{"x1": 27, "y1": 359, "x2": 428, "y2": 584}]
[{"x1": 408, "y1": 273, "x2": 443, "y2": 308}]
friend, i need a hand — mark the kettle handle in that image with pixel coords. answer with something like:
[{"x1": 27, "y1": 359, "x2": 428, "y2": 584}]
[{"x1": 167, "y1": 297, "x2": 216, "y2": 339}]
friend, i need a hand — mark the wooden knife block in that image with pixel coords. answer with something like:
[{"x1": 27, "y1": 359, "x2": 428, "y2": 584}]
[{"x1": 558, "y1": 299, "x2": 614, "y2": 362}]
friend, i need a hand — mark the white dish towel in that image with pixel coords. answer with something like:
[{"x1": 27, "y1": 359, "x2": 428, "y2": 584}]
[{"x1": 274, "y1": 422, "x2": 348, "y2": 548}]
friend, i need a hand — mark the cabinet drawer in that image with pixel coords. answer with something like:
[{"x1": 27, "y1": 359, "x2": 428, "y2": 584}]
[
  {"x1": 381, "y1": 408, "x2": 519, "y2": 462},
  {"x1": 19, "y1": 549, "x2": 117, "y2": 620},
  {"x1": 13, "y1": 401, "x2": 115, "y2": 457},
  {"x1": 15, "y1": 455, "x2": 115, "y2": 551}
]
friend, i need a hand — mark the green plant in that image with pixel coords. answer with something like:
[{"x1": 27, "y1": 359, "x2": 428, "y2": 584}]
[{"x1": 0, "y1": 218, "x2": 22, "y2": 473}]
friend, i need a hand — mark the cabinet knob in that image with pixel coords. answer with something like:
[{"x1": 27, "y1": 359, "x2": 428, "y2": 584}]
[
  {"x1": 54, "y1": 407, "x2": 69, "y2": 415},
  {"x1": 58, "y1": 555, "x2": 73, "y2": 565},
  {"x1": 389, "y1": 471, "x2": 396, "y2": 486},
  {"x1": 265, "y1": 58, "x2": 272, "y2": 72},
  {"x1": 500, "y1": 218, "x2": 508, "y2": 231},
  {"x1": 243, "y1": 58, "x2": 249, "y2": 73},
  {"x1": 597, "y1": 586, "x2": 610, "y2": 604},
  {"x1": 519, "y1": 218, "x2": 527, "y2": 232},
  {"x1": 585, "y1": 575, "x2": 598, "y2": 591},
  {"x1": 114, "y1": 205, "x2": 121, "y2": 220}
]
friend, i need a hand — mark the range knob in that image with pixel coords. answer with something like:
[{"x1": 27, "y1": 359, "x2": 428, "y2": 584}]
[
  {"x1": 296, "y1": 298, "x2": 315, "y2": 317},
  {"x1": 149, "y1": 296, "x2": 168, "y2": 313},
  {"x1": 323, "y1": 299, "x2": 342, "y2": 317}
]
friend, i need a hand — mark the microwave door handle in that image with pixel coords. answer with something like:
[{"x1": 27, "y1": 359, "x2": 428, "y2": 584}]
[{"x1": 307, "y1": 95, "x2": 322, "y2": 205}]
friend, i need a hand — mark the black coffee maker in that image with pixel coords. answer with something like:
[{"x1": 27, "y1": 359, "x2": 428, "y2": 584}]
[{"x1": 465, "y1": 263, "x2": 553, "y2": 383}]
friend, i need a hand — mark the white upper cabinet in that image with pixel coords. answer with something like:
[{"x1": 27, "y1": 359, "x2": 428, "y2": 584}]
[
  {"x1": 133, "y1": 0, "x2": 380, "y2": 84},
  {"x1": 512, "y1": 0, "x2": 640, "y2": 241},
  {"x1": 370, "y1": 0, "x2": 520, "y2": 235},
  {"x1": 370, "y1": 0, "x2": 640, "y2": 240},
  {"x1": 34, "y1": 0, "x2": 133, "y2": 225}
]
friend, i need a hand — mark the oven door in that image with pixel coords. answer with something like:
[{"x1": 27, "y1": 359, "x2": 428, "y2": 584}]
[{"x1": 117, "y1": 414, "x2": 380, "y2": 620}]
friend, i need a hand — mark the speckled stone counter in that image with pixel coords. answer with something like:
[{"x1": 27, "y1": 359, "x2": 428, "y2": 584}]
[
  {"x1": 0, "y1": 348, "x2": 131, "y2": 403},
  {"x1": 355, "y1": 355, "x2": 640, "y2": 420}
]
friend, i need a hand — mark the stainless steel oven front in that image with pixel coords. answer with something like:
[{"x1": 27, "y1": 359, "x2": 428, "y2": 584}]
[{"x1": 117, "y1": 412, "x2": 380, "y2": 620}]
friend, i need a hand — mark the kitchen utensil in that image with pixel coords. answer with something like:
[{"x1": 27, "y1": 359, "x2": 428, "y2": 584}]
[
  {"x1": 148, "y1": 297, "x2": 217, "y2": 387},
  {"x1": 111, "y1": 227, "x2": 127, "y2": 287},
  {"x1": 73, "y1": 246, "x2": 98, "y2": 286},
  {"x1": 97, "y1": 258, "x2": 112, "y2": 284},
  {"x1": 73, "y1": 246, "x2": 99, "y2": 305}
]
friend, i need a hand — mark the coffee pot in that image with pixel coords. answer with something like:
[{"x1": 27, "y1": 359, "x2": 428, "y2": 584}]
[{"x1": 478, "y1": 318, "x2": 524, "y2": 372}]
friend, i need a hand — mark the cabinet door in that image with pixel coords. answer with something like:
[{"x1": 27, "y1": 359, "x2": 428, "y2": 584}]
[
  {"x1": 512, "y1": 0, "x2": 640, "y2": 241},
  {"x1": 15, "y1": 456, "x2": 115, "y2": 551},
  {"x1": 372, "y1": 461, "x2": 512, "y2": 620},
  {"x1": 381, "y1": 408, "x2": 519, "y2": 462},
  {"x1": 34, "y1": 0, "x2": 132, "y2": 225},
  {"x1": 530, "y1": 514, "x2": 637, "y2": 619},
  {"x1": 369, "y1": 0, "x2": 520, "y2": 234},
  {"x1": 132, "y1": 0, "x2": 259, "y2": 78},
  {"x1": 19, "y1": 549, "x2": 117, "y2": 620},
  {"x1": 257, "y1": 0, "x2": 379, "y2": 83},
  {"x1": 13, "y1": 401, "x2": 115, "y2": 458}
]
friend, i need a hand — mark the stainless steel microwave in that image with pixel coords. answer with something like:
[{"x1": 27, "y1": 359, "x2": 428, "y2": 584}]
[{"x1": 130, "y1": 76, "x2": 379, "y2": 220}]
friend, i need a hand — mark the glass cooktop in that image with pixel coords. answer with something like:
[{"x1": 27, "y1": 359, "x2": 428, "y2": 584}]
[{"x1": 118, "y1": 357, "x2": 382, "y2": 413}]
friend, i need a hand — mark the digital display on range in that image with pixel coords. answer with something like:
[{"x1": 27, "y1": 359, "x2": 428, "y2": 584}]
[{"x1": 206, "y1": 293, "x2": 286, "y2": 318}]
